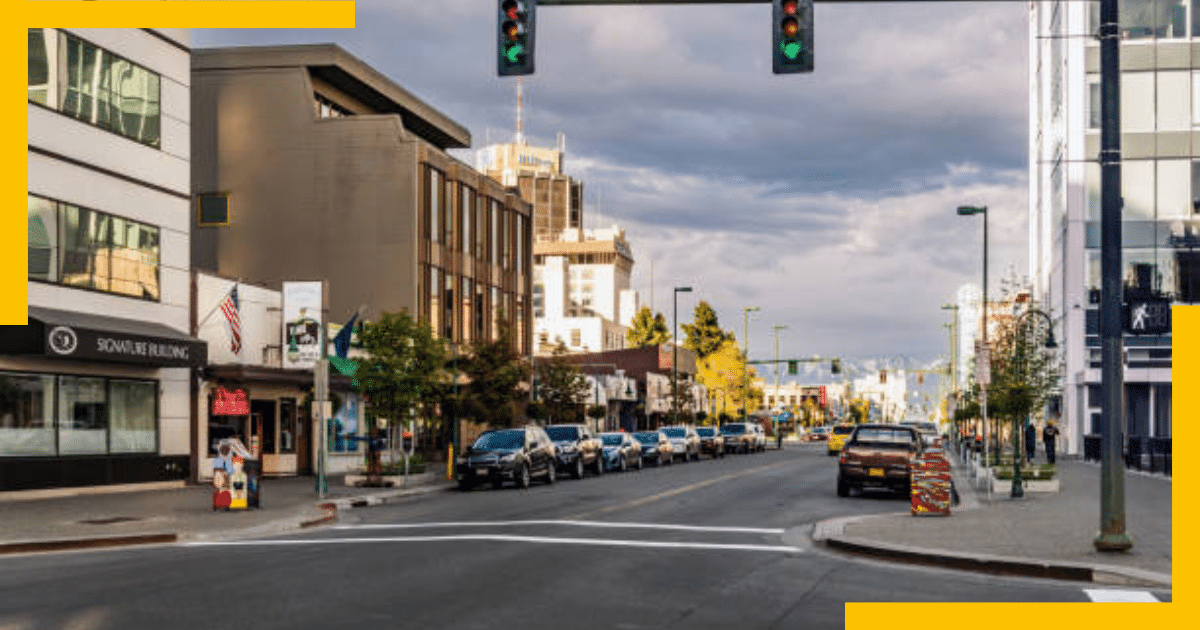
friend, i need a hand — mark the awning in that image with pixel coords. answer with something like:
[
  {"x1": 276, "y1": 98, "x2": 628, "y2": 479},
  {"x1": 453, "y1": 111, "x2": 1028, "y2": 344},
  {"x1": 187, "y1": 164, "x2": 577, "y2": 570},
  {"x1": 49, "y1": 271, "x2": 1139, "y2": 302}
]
[{"x1": 0, "y1": 306, "x2": 207, "y2": 368}]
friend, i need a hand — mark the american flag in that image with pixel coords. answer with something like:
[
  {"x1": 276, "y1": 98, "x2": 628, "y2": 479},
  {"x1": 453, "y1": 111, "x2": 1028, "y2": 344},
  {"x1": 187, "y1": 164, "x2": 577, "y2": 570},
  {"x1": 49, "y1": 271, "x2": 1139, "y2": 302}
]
[{"x1": 219, "y1": 284, "x2": 242, "y2": 355}]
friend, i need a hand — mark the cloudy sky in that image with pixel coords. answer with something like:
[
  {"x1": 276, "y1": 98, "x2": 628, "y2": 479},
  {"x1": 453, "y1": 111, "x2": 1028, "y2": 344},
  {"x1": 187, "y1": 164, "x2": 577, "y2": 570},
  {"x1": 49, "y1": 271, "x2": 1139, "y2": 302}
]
[{"x1": 195, "y1": 0, "x2": 1031, "y2": 373}]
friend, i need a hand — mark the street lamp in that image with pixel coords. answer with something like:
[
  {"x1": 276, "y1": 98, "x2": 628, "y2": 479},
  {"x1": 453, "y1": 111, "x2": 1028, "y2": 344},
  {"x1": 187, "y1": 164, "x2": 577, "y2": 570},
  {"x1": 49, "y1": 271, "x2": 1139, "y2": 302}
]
[
  {"x1": 742, "y1": 306, "x2": 760, "y2": 421},
  {"x1": 673, "y1": 286, "x2": 693, "y2": 426},
  {"x1": 941, "y1": 303, "x2": 959, "y2": 444},
  {"x1": 1010, "y1": 307, "x2": 1057, "y2": 498},
  {"x1": 956, "y1": 204, "x2": 992, "y2": 482}
]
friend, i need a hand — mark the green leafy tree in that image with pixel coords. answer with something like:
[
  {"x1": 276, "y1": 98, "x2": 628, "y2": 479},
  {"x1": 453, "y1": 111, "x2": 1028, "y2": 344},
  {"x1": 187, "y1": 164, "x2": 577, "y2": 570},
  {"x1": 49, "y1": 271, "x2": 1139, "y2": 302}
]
[
  {"x1": 985, "y1": 309, "x2": 1060, "y2": 459},
  {"x1": 681, "y1": 301, "x2": 734, "y2": 360},
  {"x1": 534, "y1": 345, "x2": 591, "y2": 423},
  {"x1": 456, "y1": 312, "x2": 529, "y2": 429},
  {"x1": 354, "y1": 310, "x2": 449, "y2": 448},
  {"x1": 626, "y1": 306, "x2": 670, "y2": 349},
  {"x1": 586, "y1": 404, "x2": 607, "y2": 423}
]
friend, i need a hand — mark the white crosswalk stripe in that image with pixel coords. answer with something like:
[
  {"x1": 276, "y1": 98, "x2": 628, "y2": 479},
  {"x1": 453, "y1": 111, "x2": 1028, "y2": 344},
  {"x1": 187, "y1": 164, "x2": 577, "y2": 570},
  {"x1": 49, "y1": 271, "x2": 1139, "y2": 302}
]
[{"x1": 1083, "y1": 589, "x2": 1161, "y2": 602}]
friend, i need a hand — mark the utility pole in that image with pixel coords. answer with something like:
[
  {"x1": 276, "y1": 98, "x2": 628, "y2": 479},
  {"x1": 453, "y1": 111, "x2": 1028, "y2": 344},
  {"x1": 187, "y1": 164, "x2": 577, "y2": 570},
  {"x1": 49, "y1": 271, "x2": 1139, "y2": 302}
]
[
  {"x1": 772, "y1": 324, "x2": 787, "y2": 410},
  {"x1": 742, "y1": 307, "x2": 760, "y2": 420}
]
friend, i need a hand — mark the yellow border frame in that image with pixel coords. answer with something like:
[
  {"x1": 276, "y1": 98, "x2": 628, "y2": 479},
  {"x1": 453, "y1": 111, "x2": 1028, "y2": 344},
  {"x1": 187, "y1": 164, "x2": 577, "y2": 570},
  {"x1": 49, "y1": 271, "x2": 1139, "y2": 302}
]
[{"x1": 196, "y1": 191, "x2": 232, "y2": 228}]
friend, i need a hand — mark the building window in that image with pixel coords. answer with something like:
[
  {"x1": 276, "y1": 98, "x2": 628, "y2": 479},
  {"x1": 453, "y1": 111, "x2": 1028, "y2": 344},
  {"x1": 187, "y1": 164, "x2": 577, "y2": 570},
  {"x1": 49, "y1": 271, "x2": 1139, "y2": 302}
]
[
  {"x1": 429, "y1": 266, "x2": 442, "y2": 339},
  {"x1": 428, "y1": 168, "x2": 441, "y2": 244},
  {"x1": 475, "y1": 196, "x2": 487, "y2": 259},
  {"x1": 108, "y1": 379, "x2": 155, "y2": 453},
  {"x1": 490, "y1": 199, "x2": 501, "y2": 266},
  {"x1": 28, "y1": 29, "x2": 161, "y2": 147},
  {"x1": 475, "y1": 283, "x2": 486, "y2": 341},
  {"x1": 58, "y1": 376, "x2": 107, "y2": 455},
  {"x1": 443, "y1": 179, "x2": 455, "y2": 249},
  {"x1": 1157, "y1": 72, "x2": 1189, "y2": 131},
  {"x1": 279, "y1": 398, "x2": 297, "y2": 454},
  {"x1": 29, "y1": 194, "x2": 160, "y2": 301},
  {"x1": 461, "y1": 276, "x2": 473, "y2": 344},
  {"x1": 461, "y1": 185, "x2": 473, "y2": 256},
  {"x1": 444, "y1": 277, "x2": 455, "y2": 341},
  {"x1": 491, "y1": 286, "x2": 501, "y2": 341},
  {"x1": 1121, "y1": 73, "x2": 1155, "y2": 132},
  {"x1": 313, "y1": 93, "x2": 352, "y2": 118},
  {"x1": 1089, "y1": 80, "x2": 1101, "y2": 130},
  {"x1": 0, "y1": 373, "x2": 55, "y2": 456},
  {"x1": 571, "y1": 329, "x2": 582, "y2": 347}
]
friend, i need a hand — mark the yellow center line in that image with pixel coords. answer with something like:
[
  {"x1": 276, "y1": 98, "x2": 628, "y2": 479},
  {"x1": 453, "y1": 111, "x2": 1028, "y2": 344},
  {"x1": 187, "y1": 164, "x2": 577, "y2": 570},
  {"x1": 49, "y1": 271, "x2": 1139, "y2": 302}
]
[{"x1": 566, "y1": 459, "x2": 799, "y2": 520}]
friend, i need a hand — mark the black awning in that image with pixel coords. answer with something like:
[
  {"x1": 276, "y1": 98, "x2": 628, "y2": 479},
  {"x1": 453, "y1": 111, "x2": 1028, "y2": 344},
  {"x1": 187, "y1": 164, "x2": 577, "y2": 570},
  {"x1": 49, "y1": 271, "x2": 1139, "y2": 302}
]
[{"x1": 0, "y1": 306, "x2": 207, "y2": 368}]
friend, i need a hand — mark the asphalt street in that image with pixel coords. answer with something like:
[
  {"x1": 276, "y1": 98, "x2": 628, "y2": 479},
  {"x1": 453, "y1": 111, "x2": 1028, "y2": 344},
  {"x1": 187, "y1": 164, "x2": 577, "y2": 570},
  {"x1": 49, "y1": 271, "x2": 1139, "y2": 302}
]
[{"x1": 0, "y1": 446, "x2": 1170, "y2": 630}]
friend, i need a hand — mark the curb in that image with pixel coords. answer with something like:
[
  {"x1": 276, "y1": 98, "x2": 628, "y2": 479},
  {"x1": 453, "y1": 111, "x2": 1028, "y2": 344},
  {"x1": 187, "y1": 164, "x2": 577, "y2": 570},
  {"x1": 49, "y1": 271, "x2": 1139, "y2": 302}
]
[{"x1": 0, "y1": 533, "x2": 177, "y2": 555}]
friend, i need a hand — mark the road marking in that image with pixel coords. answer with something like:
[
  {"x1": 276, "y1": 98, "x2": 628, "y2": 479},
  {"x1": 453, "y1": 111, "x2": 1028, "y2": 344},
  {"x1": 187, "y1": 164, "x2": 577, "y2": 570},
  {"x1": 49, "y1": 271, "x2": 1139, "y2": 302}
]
[
  {"x1": 1083, "y1": 589, "x2": 1161, "y2": 603},
  {"x1": 567, "y1": 459, "x2": 798, "y2": 520},
  {"x1": 333, "y1": 520, "x2": 785, "y2": 535},
  {"x1": 184, "y1": 534, "x2": 802, "y2": 553}
]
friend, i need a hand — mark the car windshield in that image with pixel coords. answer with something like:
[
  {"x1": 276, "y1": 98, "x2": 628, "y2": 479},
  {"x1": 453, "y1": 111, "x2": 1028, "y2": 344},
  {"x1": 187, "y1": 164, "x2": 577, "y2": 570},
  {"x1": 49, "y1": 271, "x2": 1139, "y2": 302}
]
[
  {"x1": 471, "y1": 430, "x2": 524, "y2": 451},
  {"x1": 720, "y1": 425, "x2": 745, "y2": 434},
  {"x1": 632, "y1": 432, "x2": 660, "y2": 444},
  {"x1": 696, "y1": 428, "x2": 715, "y2": 437},
  {"x1": 661, "y1": 428, "x2": 685, "y2": 438},
  {"x1": 600, "y1": 434, "x2": 623, "y2": 446},
  {"x1": 832, "y1": 426, "x2": 854, "y2": 435},
  {"x1": 851, "y1": 427, "x2": 915, "y2": 447},
  {"x1": 544, "y1": 426, "x2": 580, "y2": 441}
]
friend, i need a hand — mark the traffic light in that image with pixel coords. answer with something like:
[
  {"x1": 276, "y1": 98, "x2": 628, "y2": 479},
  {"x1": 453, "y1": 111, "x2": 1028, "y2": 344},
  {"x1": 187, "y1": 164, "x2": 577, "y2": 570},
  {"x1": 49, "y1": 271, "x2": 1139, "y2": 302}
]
[
  {"x1": 788, "y1": 360, "x2": 798, "y2": 375},
  {"x1": 773, "y1": 0, "x2": 813, "y2": 74},
  {"x1": 830, "y1": 358, "x2": 840, "y2": 375},
  {"x1": 498, "y1": 0, "x2": 537, "y2": 76}
]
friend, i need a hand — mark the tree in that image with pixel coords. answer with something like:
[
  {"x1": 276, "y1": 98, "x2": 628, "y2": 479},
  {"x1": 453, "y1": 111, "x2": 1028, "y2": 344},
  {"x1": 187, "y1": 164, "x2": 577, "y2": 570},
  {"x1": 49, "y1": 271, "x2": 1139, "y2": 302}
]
[
  {"x1": 681, "y1": 301, "x2": 735, "y2": 360},
  {"x1": 586, "y1": 404, "x2": 607, "y2": 424},
  {"x1": 984, "y1": 308, "x2": 1060, "y2": 460},
  {"x1": 695, "y1": 339, "x2": 762, "y2": 419},
  {"x1": 354, "y1": 309, "x2": 449, "y2": 453},
  {"x1": 626, "y1": 306, "x2": 670, "y2": 349},
  {"x1": 533, "y1": 344, "x2": 590, "y2": 423},
  {"x1": 456, "y1": 312, "x2": 529, "y2": 429}
]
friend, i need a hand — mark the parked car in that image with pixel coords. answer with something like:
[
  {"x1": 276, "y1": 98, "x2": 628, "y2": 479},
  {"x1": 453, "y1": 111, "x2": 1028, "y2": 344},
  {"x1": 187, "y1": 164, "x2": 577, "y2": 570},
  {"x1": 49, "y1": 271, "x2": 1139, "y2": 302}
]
[
  {"x1": 901, "y1": 421, "x2": 941, "y2": 447},
  {"x1": 718, "y1": 423, "x2": 753, "y2": 454},
  {"x1": 695, "y1": 426, "x2": 725, "y2": 458},
  {"x1": 837, "y1": 424, "x2": 922, "y2": 497},
  {"x1": 632, "y1": 431, "x2": 673, "y2": 466},
  {"x1": 809, "y1": 426, "x2": 831, "y2": 442},
  {"x1": 599, "y1": 432, "x2": 643, "y2": 472},
  {"x1": 660, "y1": 426, "x2": 700, "y2": 462},
  {"x1": 456, "y1": 426, "x2": 557, "y2": 490},
  {"x1": 749, "y1": 423, "x2": 767, "y2": 452},
  {"x1": 545, "y1": 424, "x2": 604, "y2": 478},
  {"x1": 827, "y1": 424, "x2": 855, "y2": 455}
]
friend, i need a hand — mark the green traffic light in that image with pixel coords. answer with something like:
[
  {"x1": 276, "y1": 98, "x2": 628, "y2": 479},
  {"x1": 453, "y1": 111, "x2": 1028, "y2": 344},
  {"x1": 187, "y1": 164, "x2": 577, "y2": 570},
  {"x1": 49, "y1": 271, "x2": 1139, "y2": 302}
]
[
  {"x1": 505, "y1": 43, "x2": 525, "y2": 63},
  {"x1": 782, "y1": 41, "x2": 803, "y2": 61}
]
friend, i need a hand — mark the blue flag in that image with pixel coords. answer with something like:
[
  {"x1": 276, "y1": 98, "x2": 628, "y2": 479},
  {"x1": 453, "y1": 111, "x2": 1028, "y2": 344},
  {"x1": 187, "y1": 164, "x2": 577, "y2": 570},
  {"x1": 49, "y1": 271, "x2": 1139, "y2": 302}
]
[{"x1": 333, "y1": 312, "x2": 359, "y2": 359}]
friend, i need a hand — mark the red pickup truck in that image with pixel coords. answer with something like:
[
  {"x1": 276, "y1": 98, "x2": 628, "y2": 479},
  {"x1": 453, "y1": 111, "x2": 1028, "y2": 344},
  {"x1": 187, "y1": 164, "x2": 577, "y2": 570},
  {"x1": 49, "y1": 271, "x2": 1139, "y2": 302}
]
[{"x1": 836, "y1": 424, "x2": 921, "y2": 497}]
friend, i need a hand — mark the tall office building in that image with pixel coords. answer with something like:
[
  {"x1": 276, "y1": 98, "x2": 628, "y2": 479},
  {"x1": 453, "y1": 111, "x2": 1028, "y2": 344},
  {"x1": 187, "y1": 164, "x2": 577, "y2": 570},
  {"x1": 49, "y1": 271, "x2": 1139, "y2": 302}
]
[
  {"x1": 6, "y1": 29, "x2": 205, "y2": 491},
  {"x1": 476, "y1": 137, "x2": 584, "y2": 242},
  {"x1": 1029, "y1": 1, "x2": 1183, "y2": 455}
]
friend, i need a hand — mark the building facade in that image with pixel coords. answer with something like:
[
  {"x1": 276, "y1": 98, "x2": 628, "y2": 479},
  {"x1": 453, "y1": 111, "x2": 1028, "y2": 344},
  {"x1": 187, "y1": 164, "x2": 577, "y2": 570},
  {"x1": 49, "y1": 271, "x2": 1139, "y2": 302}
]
[
  {"x1": 1030, "y1": 1, "x2": 1183, "y2": 455},
  {"x1": 191, "y1": 44, "x2": 534, "y2": 355},
  {"x1": 4, "y1": 29, "x2": 205, "y2": 491},
  {"x1": 476, "y1": 139, "x2": 584, "y2": 242}
]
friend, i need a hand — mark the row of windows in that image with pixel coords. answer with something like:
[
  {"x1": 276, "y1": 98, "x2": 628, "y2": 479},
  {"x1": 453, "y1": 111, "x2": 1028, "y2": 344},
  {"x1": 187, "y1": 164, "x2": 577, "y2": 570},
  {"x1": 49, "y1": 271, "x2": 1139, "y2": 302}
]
[
  {"x1": 425, "y1": 266, "x2": 528, "y2": 353},
  {"x1": 1087, "y1": 72, "x2": 1200, "y2": 133},
  {"x1": 1, "y1": 372, "x2": 157, "y2": 457},
  {"x1": 28, "y1": 194, "x2": 161, "y2": 301},
  {"x1": 1086, "y1": 0, "x2": 1200, "y2": 40},
  {"x1": 1085, "y1": 160, "x2": 1200, "y2": 222},
  {"x1": 426, "y1": 168, "x2": 529, "y2": 275},
  {"x1": 28, "y1": 28, "x2": 161, "y2": 147},
  {"x1": 1085, "y1": 248, "x2": 1200, "y2": 300}
]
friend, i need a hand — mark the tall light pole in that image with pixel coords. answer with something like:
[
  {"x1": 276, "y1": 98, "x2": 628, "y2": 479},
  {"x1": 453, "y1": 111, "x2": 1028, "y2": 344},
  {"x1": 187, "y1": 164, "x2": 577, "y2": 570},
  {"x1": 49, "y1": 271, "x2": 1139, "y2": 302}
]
[
  {"x1": 742, "y1": 306, "x2": 760, "y2": 420},
  {"x1": 673, "y1": 286, "x2": 692, "y2": 425},
  {"x1": 941, "y1": 303, "x2": 959, "y2": 438},
  {"x1": 1096, "y1": 0, "x2": 1132, "y2": 553},
  {"x1": 957, "y1": 205, "x2": 990, "y2": 483},
  {"x1": 1011, "y1": 307, "x2": 1057, "y2": 498},
  {"x1": 772, "y1": 324, "x2": 788, "y2": 411}
]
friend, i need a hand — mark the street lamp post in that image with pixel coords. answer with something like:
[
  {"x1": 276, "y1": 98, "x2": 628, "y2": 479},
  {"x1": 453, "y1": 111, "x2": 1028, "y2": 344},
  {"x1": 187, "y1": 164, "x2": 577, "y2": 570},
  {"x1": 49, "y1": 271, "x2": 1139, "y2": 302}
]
[
  {"x1": 673, "y1": 286, "x2": 693, "y2": 425},
  {"x1": 941, "y1": 303, "x2": 959, "y2": 443},
  {"x1": 742, "y1": 307, "x2": 760, "y2": 421},
  {"x1": 772, "y1": 325, "x2": 788, "y2": 410},
  {"x1": 1010, "y1": 307, "x2": 1057, "y2": 498},
  {"x1": 957, "y1": 205, "x2": 990, "y2": 489}
]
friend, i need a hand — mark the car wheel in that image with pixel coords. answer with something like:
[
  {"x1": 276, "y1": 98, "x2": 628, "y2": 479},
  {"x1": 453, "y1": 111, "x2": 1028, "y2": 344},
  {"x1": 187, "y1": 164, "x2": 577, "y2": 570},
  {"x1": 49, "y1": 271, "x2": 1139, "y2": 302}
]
[
  {"x1": 491, "y1": 477, "x2": 504, "y2": 490},
  {"x1": 545, "y1": 462, "x2": 556, "y2": 485},
  {"x1": 594, "y1": 457, "x2": 605, "y2": 476},
  {"x1": 573, "y1": 457, "x2": 585, "y2": 479},
  {"x1": 636, "y1": 455, "x2": 644, "y2": 470},
  {"x1": 457, "y1": 478, "x2": 474, "y2": 491},
  {"x1": 837, "y1": 475, "x2": 849, "y2": 498},
  {"x1": 692, "y1": 450, "x2": 700, "y2": 462},
  {"x1": 517, "y1": 464, "x2": 531, "y2": 490},
  {"x1": 619, "y1": 456, "x2": 627, "y2": 473}
]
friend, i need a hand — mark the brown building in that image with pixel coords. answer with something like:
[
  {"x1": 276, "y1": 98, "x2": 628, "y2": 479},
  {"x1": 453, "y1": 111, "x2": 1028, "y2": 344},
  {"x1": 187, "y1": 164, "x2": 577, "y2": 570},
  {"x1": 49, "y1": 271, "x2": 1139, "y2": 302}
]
[{"x1": 191, "y1": 44, "x2": 533, "y2": 352}]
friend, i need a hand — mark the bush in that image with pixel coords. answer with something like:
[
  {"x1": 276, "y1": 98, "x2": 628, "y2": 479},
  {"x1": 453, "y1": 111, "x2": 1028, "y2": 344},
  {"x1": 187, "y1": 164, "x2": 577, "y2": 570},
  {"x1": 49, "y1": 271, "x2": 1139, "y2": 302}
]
[
  {"x1": 992, "y1": 465, "x2": 1055, "y2": 481},
  {"x1": 379, "y1": 452, "x2": 427, "y2": 475}
]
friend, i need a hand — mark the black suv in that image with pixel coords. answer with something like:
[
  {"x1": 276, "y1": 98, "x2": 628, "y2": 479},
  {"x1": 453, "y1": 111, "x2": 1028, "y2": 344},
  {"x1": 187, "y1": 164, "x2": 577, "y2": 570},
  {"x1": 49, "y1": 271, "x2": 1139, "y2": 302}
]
[
  {"x1": 545, "y1": 424, "x2": 604, "y2": 478},
  {"x1": 457, "y1": 426, "x2": 557, "y2": 490}
]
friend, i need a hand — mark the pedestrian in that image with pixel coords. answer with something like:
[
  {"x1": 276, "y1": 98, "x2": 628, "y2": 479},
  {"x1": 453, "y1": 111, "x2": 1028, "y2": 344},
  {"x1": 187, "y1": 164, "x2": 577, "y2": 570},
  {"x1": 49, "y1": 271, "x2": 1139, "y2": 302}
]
[
  {"x1": 1024, "y1": 421, "x2": 1037, "y2": 464},
  {"x1": 1042, "y1": 422, "x2": 1059, "y2": 464}
]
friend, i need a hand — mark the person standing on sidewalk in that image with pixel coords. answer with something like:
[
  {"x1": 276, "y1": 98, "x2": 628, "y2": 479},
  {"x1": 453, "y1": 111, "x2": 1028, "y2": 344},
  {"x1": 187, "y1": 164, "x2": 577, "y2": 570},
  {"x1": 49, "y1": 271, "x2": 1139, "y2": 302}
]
[
  {"x1": 1024, "y1": 421, "x2": 1037, "y2": 464},
  {"x1": 1042, "y1": 422, "x2": 1059, "y2": 464}
]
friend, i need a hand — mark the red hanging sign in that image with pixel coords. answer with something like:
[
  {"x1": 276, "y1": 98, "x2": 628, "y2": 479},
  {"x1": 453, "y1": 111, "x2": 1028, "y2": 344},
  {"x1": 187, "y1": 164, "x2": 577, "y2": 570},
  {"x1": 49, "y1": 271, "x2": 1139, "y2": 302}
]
[{"x1": 212, "y1": 387, "x2": 249, "y2": 415}]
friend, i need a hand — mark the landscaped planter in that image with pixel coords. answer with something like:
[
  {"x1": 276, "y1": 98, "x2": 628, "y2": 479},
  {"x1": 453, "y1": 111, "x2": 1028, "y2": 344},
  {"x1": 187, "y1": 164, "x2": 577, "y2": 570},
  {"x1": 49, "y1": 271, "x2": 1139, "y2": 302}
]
[
  {"x1": 991, "y1": 477, "x2": 1059, "y2": 493},
  {"x1": 344, "y1": 470, "x2": 438, "y2": 488}
]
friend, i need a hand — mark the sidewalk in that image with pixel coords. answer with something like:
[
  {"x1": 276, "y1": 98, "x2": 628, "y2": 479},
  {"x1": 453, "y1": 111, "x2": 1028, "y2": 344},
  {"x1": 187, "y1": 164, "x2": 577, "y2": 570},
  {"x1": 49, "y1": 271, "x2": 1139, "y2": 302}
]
[
  {"x1": 812, "y1": 449, "x2": 1173, "y2": 588},
  {"x1": 0, "y1": 472, "x2": 451, "y2": 554}
]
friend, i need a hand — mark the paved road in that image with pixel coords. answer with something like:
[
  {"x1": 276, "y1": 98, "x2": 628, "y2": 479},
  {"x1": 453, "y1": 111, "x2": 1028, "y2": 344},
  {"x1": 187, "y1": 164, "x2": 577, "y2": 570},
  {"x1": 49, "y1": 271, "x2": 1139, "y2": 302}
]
[{"x1": 0, "y1": 447, "x2": 1170, "y2": 630}]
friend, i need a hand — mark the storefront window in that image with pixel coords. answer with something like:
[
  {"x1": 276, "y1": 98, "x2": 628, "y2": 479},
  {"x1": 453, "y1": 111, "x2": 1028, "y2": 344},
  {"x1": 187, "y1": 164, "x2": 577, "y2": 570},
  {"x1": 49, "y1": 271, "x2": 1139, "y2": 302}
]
[
  {"x1": 332, "y1": 396, "x2": 359, "y2": 452},
  {"x1": 0, "y1": 373, "x2": 55, "y2": 456},
  {"x1": 57, "y1": 376, "x2": 107, "y2": 455},
  {"x1": 108, "y1": 379, "x2": 155, "y2": 453}
]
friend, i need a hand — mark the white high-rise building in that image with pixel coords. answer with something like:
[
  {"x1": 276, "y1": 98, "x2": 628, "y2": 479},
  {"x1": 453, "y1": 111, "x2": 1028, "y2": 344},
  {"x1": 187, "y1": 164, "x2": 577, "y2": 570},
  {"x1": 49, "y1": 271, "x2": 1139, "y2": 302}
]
[{"x1": 1030, "y1": 1, "x2": 1183, "y2": 456}]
